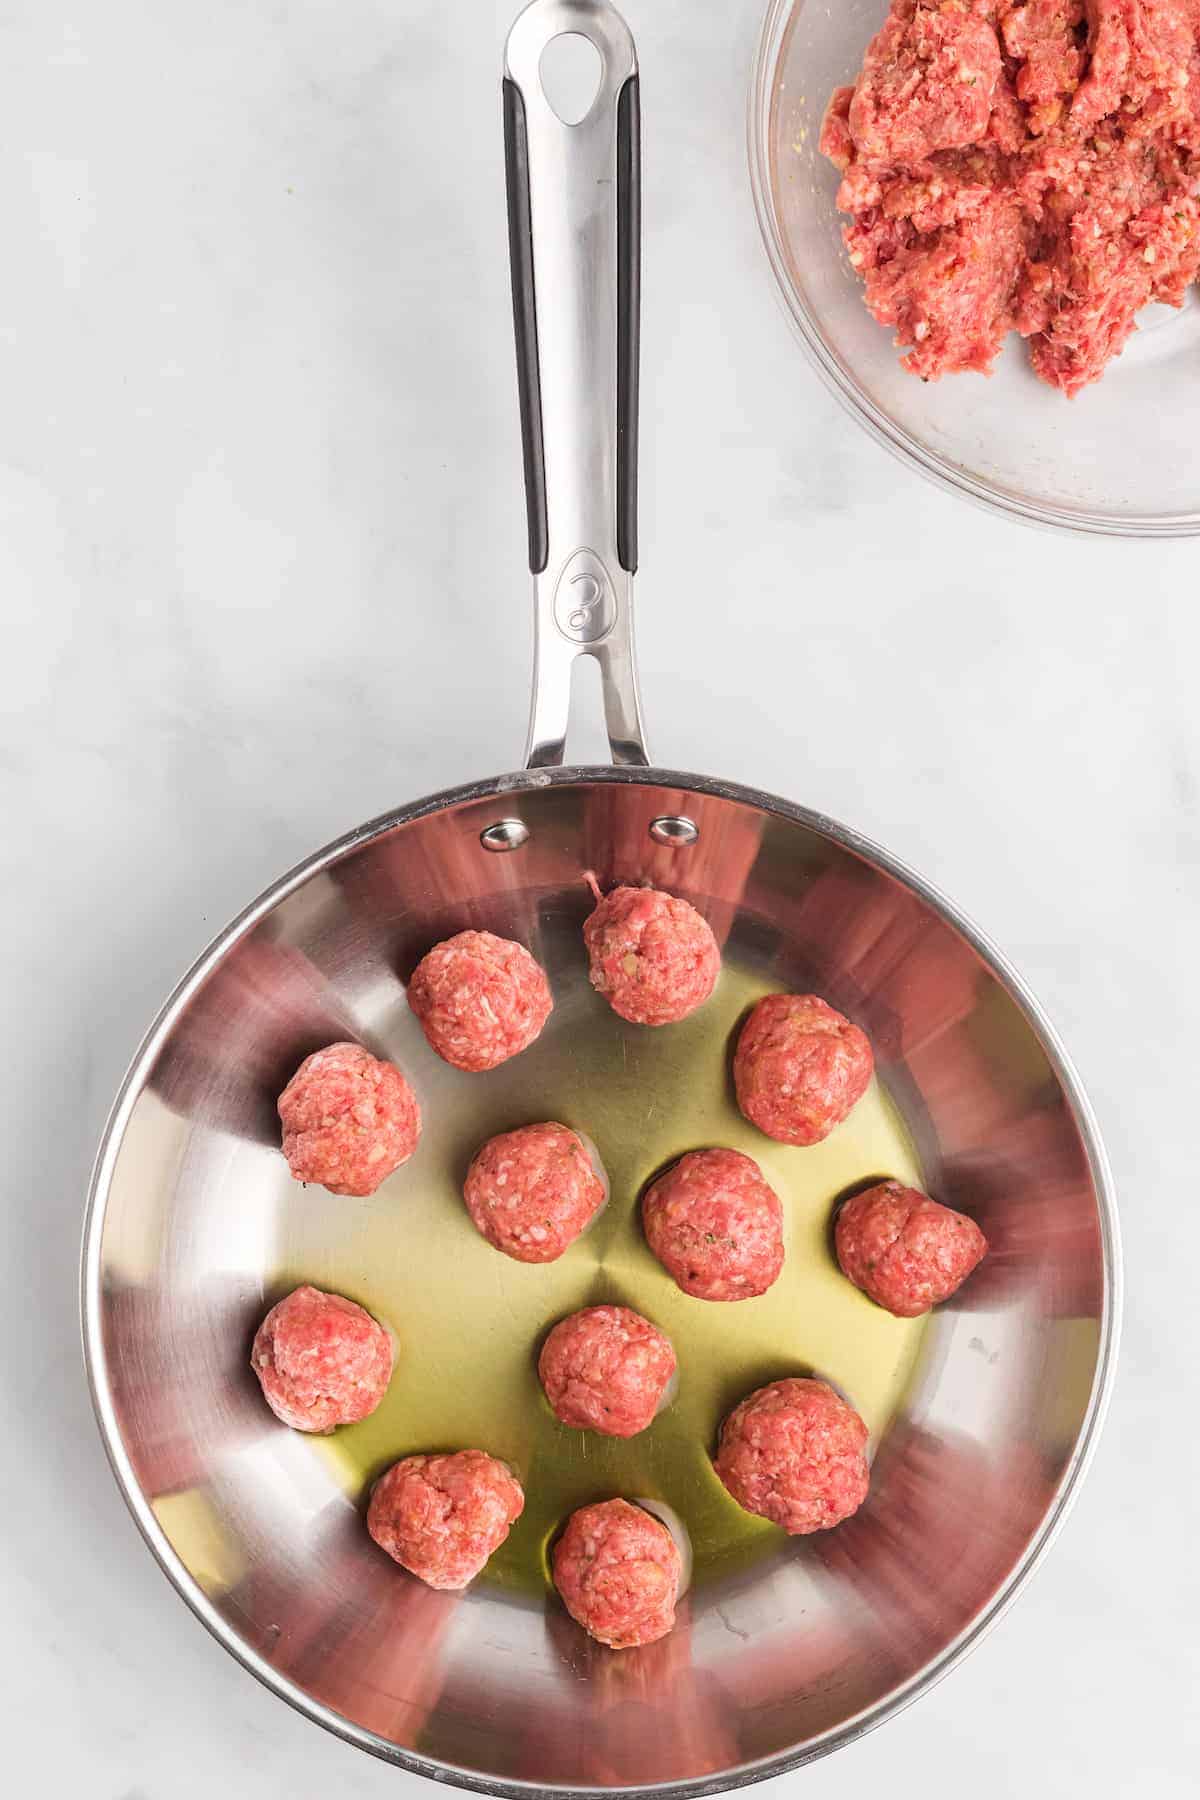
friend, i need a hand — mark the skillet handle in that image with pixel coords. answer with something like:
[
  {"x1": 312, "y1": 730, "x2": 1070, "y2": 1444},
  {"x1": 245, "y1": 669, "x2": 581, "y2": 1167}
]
[{"x1": 504, "y1": 0, "x2": 650, "y2": 770}]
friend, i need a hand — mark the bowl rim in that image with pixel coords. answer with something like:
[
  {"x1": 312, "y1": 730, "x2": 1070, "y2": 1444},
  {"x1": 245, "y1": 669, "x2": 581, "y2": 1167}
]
[
  {"x1": 747, "y1": 0, "x2": 1200, "y2": 541},
  {"x1": 80, "y1": 763, "x2": 1123, "y2": 1797}
]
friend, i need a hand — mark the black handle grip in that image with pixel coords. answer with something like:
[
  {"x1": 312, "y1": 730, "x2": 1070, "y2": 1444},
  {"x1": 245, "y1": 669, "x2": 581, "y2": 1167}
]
[
  {"x1": 616, "y1": 73, "x2": 640, "y2": 576},
  {"x1": 503, "y1": 76, "x2": 550, "y2": 576}
]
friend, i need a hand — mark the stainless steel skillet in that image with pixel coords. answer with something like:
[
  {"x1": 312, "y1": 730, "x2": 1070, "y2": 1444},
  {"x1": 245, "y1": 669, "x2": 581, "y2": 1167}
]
[{"x1": 82, "y1": 1, "x2": 1120, "y2": 1792}]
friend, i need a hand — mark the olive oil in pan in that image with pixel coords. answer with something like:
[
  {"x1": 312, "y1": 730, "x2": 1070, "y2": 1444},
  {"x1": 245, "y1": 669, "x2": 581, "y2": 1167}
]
[{"x1": 280, "y1": 961, "x2": 928, "y2": 1599}]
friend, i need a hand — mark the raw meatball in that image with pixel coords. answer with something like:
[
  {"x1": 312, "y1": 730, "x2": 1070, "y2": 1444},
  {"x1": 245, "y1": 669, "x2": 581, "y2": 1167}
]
[
  {"x1": 715, "y1": 1378, "x2": 870, "y2": 1536},
  {"x1": 367, "y1": 1449, "x2": 525, "y2": 1591},
  {"x1": 836, "y1": 1180, "x2": 988, "y2": 1318},
  {"x1": 251, "y1": 1285, "x2": 394, "y2": 1433},
  {"x1": 643, "y1": 1149, "x2": 784, "y2": 1302},
  {"x1": 408, "y1": 930, "x2": 553, "y2": 1072},
  {"x1": 552, "y1": 1499, "x2": 682, "y2": 1649},
  {"x1": 539, "y1": 1306, "x2": 676, "y2": 1438},
  {"x1": 278, "y1": 1042, "x2": 420, "y2": 1197},
  {"x1": 734, "y1": 994, "x2": 873, "y2": 1147},
  {"x1": 464, "y1": 1122, "x2": 606, "y2": 1263},
  {"x1": 583, "y1": 882, "x2": 720, "y2": 1026}
]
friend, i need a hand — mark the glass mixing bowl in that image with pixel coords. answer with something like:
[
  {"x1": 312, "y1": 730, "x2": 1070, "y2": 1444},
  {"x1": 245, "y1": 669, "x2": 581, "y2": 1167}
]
[{"x1": 749, "y1": 0, "x2": 1200, "y2": 537}]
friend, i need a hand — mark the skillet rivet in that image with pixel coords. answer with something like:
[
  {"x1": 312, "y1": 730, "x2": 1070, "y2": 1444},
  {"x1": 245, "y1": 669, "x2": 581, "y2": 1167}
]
[
  {"x1": 480, "y1": 819, "x2": 531, "y2": 854},
  {"x1": 649, "y1": 816, "x2": 699, "y2": 848}
]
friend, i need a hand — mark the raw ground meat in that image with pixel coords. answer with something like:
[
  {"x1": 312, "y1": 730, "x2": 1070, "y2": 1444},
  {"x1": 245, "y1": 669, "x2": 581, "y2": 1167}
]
[
  {"x1": 408, "y1": 931, "x2": 553, "y2": 1072},
  {"x1": 583, "y1": 880, "x2": 721, "y2": 1027},
  {"x1": 849, "y1": 2, "x2": 1004, "y2": 161},
  {"x1": 642, "y1": 1148, "x2": 785, "y2": 1302},
  {"x1": 539, "y1": 1306, "x2": 677, "y2": 1437},
  {"x1": 734, "y1": 995, "x2": 874, "y2": 1147},
  {"x1": 822, "y1": 0, "x2": 1200, "y2": 393},
  {"x1": 715, "y1": 1378, "x2": 870, "y2": 1536},
  {"x1": 367, "y1": 1449, "x2": 525, "y2": 1590},
  {"x1": 463, "y1": 1122, "x2": 607, "y2": 1263},
  {"x1": 836, "y1": 1179, "x2": 988, "y2": 1315},
  {"x1": 552, "y1": 1499, "x2": 682, "y2": 1649},
  {"x1": 278, "y1": 1042, "x2": 420, "y2": 1197},
  {"x1": 251, "y1": 1285, "x2": 394, "y2": 1433}
]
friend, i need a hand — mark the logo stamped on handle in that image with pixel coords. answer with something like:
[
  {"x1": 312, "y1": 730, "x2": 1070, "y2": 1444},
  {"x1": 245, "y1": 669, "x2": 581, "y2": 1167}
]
[
  {"x1": 553, "y1": 549, "x2": 617, "y2": 645},
  {"x1": 567, "y1": 573, "x2": 603, "y2": 634}
]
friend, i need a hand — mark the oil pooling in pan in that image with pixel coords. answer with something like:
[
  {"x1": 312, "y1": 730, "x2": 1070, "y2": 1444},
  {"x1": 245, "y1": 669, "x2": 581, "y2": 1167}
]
[{"x1": 291, "y1": 958, "x2": 928, "y2": 1599}]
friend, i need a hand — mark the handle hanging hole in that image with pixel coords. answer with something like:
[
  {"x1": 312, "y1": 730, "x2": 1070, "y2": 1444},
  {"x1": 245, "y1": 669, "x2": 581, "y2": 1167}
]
[{"x1": 539, "y1": 32, "x2": 603, "y2": 126}]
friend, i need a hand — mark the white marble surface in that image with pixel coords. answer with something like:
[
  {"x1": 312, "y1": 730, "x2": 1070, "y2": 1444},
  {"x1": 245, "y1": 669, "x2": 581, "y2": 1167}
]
[{"x1": 3, "y1": 0, "x2": 1197, "y2": 1793}]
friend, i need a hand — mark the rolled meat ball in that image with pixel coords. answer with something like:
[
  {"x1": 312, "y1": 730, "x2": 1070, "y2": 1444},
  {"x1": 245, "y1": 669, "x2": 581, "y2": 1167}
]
[
  {"x1": 464, "y1": 1122, "x2": 606, "y2": 1263},
  {"x1": 367, "y1": 1449, "x2": 525, "y2": 1591},
  {"x1": 642, "y1": 1148, "x2": 784, "y2": 1302},
  {"x1": 836, "y1": 1180, "x2": 987, "y2": 1318},
  {"x1": 278, "y1": 1042, "x2": 420, "y2": 1197},
  {"x1": 734, "y1": 994, "x2": 873, "y2": 1147},
  {"x1": 584, "y1": 882, "x2": 720, "y2": 1027},
  {"x1": 408, "y1": 930, "x2": 553, "y2": 1072},
  {"x1": 552, "y1": 1498, "x2": 682, "y2": 1649},
  {"x1": 251, "y1": 1285, "x2": 394, "y2": 1433},
  {"x1": 715, "y1": 1377, "x2": 869, "y2": 1536},
  {"x1": 539, "y1": 1306, "x2": 676, "y2": 1438}
]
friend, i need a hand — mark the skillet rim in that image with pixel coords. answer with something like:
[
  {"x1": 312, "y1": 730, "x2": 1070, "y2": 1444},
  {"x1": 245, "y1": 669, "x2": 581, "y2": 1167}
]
[{"x1": 80, "y1": 762, "x2": 1122, "y2": 1798}]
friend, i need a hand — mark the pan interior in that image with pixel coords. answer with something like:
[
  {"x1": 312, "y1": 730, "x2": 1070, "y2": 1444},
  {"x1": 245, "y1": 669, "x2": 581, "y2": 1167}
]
[
  {"x1": 292, "y1": 957, "x2": 927, "y2": 1601},
  {"x1": 87, "y1": 775, "x2": 1112, "y2": 1792}
]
